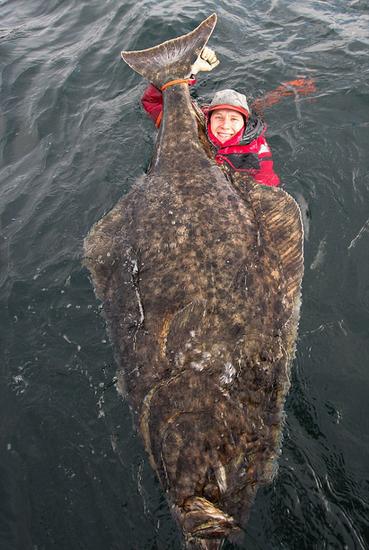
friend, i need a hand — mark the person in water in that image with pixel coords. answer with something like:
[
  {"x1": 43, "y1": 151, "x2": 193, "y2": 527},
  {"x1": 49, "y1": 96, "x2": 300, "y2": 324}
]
[{"x1": 142, "y1": 47, "x2": 315, "y2": 187}]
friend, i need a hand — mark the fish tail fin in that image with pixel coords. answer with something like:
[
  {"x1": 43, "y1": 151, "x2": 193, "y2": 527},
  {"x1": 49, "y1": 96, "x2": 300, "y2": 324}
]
[
  {"x1": 177, "y1": 496, "x2": 242, "y2": 549},
  {"x1": 121, "y1": 14, "x2": 217, "y2": 88}
]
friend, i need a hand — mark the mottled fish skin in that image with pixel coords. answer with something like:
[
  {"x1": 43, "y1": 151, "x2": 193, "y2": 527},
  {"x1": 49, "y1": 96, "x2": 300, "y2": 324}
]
[{"x1": 84, "y1": 14, "x2": 304, "y2": 550}]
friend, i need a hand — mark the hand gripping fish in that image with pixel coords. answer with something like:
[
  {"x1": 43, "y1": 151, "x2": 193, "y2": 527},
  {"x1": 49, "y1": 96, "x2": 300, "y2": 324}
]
[{"x1": 84, "y1": 13, "x2": 304, "y2": 550}]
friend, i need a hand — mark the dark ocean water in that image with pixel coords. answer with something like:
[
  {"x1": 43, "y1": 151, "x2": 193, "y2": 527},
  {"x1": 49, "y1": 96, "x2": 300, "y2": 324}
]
[{"x1": 1, "y1": 0, "x2": 369, "y2": 548}]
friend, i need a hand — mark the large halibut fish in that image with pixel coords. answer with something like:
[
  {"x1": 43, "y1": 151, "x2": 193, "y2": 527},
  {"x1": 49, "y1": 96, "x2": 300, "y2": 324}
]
[{"x1": 84, "y1": 13, "x2": 303, "y2": 549}]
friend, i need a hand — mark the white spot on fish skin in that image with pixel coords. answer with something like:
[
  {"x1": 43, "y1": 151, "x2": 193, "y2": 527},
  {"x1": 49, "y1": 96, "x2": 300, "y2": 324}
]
[
  {"x1": 256, "y1": 230, "x2": 261, "y2": 247},
  {"x1": 190, "y1": 361, "x2": 204, "y2": 371},
  {"x1": 131, "y1": 259, "x2": 138, "y2": 276},
  {"x1": 130, "y1": 257, "x2": 144, "y2": 345},
  {"x1": 214, "y1": 464, "x2": 227, "y2": 494},
  {"x1": 189, "y1": 351, "x2": 212, "y2": 372},
  {"x1": 176, "y1": 351, "x2": 185, "y2": 368},
  {"x1": 220, "y1": 362, "x2": 236, "y2": 385}
]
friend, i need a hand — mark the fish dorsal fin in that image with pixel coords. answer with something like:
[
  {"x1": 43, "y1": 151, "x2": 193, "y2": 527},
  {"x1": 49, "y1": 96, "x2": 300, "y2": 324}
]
[
  {"x1": 121, "y1": 14, "x2": 217, "y2": 87},
  {"x1": 248, "y1": 182, "x2": 304, "y2": 306}
]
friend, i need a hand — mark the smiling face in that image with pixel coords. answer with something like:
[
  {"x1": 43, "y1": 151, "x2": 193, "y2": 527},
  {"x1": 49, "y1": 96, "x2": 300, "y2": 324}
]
[{"x1": 209, "y1": 109, "x2": 245, "y2": 143}]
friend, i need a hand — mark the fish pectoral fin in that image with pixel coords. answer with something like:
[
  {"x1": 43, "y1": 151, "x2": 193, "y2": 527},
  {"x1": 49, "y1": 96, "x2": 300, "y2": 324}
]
[{"x1": 83, "y1": 199, "x2": 127, "y2": 301}]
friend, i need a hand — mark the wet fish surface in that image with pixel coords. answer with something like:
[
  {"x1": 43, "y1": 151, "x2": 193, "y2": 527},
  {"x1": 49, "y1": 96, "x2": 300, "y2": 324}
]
[{"x1": 84, "y1": 14, "x2": 304, "y2": 549}]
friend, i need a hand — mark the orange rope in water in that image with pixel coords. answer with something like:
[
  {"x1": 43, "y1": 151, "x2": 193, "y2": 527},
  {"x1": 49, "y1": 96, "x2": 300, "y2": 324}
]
[{"x1": 252, "y1": 77, "x2": 317, "y2": 112}]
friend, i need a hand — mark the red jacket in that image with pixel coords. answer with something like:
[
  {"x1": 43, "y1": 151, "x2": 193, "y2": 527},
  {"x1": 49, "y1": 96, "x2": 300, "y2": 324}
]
[{"x1": 141, "y1": 84, "x2": 280, "y2": 187}]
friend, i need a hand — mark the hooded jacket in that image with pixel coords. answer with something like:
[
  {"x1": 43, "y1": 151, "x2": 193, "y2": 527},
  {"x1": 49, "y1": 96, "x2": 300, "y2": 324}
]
[{"x1": 141, "y1": 84, "x2": 280, "y2": 187}]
